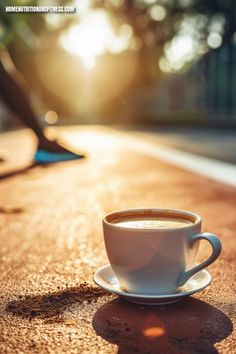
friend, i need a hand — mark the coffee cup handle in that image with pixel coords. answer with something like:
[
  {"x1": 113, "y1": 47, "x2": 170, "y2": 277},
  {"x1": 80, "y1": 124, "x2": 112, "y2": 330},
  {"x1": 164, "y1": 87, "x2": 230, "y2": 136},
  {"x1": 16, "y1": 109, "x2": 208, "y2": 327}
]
[{"x1": 178, "y1": 232, "x2": 222, "y2": 286}]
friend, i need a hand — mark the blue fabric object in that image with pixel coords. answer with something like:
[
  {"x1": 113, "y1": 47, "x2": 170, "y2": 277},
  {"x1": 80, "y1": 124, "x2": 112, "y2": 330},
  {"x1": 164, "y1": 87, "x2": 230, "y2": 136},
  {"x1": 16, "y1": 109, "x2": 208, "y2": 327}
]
[{"x1": 34, "y1": 149, "x2": 84, "y2": 164}]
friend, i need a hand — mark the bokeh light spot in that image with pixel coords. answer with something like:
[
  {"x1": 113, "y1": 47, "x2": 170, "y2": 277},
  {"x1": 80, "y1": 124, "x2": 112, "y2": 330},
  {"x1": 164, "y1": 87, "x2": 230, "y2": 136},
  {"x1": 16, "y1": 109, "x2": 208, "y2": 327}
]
[
  {"x1": 143, "y1": 326, "x2": 165, "y2": 338},
  {"x1": 207, "y1": 32, "x2": 222, "y2": 49},
  {"x1": 144, "y1": 0, "x2": 157, "y2": 4},
  {"x1": 149, "y1": 5, "x2": 167, "y2": 22},
  {"x1": 159, "y1": 56, "x2": 171, "y2": 73},
  {"x1": 45, "y1": 111, "x2": 59, "y2": 124}
]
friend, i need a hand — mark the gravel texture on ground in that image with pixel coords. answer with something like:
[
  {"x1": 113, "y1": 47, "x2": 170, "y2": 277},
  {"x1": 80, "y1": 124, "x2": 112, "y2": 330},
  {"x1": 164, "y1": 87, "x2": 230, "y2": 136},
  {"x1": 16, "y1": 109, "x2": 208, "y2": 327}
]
[{"x1": 0, "y1": 127, "x2": 235, "y2": 354}]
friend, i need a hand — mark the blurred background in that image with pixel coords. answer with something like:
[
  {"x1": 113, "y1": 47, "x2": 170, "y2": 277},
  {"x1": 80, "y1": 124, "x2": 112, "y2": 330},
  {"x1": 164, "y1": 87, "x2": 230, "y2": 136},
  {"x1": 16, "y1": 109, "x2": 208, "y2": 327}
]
[{"x1": 1, "y1": 0, "x2": 236, "y2": 131}]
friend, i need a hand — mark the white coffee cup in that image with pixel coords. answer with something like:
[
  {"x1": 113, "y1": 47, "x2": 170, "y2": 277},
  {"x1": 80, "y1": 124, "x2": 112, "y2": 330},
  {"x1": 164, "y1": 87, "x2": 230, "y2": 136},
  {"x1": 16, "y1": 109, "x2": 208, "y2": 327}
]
[{"x1": 102, "y1": 208, "x2": 222, "y2": 295}]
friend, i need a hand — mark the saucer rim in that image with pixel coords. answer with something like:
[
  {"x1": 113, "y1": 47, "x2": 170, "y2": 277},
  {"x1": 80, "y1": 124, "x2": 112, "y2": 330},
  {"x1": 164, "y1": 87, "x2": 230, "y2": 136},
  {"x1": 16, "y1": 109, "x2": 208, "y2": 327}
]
[{"x1": 93, "y1": 265, "x2": 212, "y2": 299}]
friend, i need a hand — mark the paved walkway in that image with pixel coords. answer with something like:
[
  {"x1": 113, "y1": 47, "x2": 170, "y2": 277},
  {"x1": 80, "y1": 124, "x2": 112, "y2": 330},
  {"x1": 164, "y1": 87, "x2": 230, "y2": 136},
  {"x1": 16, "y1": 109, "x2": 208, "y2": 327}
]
[
  {"x1": 0, "y1": 126, "x2": 235, "y2": 354},
  {"x1": 124, "y1": 127, "x2": 236, "y2": 164}
]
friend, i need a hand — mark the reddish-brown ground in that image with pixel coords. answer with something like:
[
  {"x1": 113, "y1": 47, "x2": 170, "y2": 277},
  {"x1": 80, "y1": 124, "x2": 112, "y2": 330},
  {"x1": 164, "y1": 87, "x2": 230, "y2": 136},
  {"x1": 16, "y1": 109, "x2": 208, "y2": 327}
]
[{"x1": 0, "y1": 126, "x2": 235, "y2": 354}]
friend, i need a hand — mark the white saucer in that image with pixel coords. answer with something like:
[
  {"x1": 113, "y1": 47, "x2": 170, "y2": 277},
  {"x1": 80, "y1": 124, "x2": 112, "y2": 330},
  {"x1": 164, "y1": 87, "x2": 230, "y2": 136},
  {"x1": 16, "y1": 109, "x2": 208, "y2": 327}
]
[{"x1": 93, "y1": 265, "x2": 212, "y2": 305}]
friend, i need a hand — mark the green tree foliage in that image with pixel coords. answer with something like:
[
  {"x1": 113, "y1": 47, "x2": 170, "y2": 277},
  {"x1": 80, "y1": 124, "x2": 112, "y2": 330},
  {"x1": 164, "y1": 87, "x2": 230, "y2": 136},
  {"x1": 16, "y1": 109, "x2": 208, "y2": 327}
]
[
  {"x1": 0, "y1": 0, "x2": 78, "y2": 114},
  {"x1": 92, "y1": 0, "x2": 236, "y2": 76},
  {"x1": 0, "y1": 0, "x2": 76, "y2": 50}
]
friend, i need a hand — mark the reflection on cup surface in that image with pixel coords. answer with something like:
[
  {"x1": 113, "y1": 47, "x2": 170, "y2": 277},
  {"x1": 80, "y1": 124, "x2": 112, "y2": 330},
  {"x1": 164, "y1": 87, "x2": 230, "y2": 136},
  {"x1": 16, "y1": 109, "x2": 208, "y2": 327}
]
[{"x1": 102, "y1": 208, "x2": 221, "y2": 295}]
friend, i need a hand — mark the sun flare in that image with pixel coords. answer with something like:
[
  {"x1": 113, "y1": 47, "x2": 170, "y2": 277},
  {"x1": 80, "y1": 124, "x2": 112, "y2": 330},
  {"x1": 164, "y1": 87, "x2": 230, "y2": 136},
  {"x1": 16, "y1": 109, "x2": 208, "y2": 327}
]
[{"x1": 60, "y1": 10, "x2": 132, "y2": 69}]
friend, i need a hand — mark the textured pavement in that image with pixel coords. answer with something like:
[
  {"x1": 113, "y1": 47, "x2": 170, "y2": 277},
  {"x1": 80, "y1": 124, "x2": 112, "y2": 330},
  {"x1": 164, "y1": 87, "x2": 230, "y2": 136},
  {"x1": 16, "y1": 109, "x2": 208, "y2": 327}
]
[{"x1": 0, "y1": 126, "x2": 235, "y2": 354}]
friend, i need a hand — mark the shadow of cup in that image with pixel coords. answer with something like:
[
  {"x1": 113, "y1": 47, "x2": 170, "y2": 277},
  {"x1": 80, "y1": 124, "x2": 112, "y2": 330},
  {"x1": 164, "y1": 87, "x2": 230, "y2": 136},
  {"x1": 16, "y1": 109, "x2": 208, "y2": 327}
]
[{"x1": 93, "y1": 297, "x2": 233, "y2": 354}]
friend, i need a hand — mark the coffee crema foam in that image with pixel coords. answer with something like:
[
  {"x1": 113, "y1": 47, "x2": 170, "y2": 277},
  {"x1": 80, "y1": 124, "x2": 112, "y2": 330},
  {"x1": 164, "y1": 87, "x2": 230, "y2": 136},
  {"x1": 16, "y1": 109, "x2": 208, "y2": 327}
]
[{"x1": 112, "y1": 217, "x2": 192, "y2": 229}]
